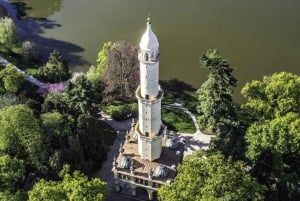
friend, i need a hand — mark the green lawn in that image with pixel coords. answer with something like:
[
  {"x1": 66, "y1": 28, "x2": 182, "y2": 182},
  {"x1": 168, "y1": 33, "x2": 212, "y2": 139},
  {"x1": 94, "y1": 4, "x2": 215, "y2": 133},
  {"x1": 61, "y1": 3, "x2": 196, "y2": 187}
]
[{"x1": 162, "y1": 107, "x2": 196, "y2": 134}]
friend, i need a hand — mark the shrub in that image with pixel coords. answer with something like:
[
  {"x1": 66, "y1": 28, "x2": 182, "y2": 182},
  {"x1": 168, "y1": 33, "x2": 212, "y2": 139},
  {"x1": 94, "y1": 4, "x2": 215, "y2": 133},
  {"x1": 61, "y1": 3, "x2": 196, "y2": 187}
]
[{"x1": 104, "y1": 103, "x2": 135, "y2": 121}]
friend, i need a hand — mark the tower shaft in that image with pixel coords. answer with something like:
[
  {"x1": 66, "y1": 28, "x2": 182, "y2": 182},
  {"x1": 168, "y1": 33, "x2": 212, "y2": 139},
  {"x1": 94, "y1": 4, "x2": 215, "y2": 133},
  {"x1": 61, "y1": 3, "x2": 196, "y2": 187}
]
[{"x1": 135, "y1": 18, "x2": 164, "y2": 161}]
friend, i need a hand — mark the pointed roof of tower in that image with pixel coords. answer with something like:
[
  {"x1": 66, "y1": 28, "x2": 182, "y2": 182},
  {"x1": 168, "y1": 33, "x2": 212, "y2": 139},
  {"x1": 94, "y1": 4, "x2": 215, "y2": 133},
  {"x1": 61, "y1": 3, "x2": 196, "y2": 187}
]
[{"x1": 139, "y1": 17, "x2": 159, "y2": 51}]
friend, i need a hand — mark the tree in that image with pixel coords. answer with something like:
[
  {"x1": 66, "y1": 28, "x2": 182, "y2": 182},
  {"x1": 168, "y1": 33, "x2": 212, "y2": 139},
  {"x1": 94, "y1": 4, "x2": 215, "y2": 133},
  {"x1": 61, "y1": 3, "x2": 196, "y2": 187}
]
[
  {"x1": 0, "y1": 155, "x2": 25, "y2": 191},
  {"x1": 74, "y1": 114, "x2": 107, "y2": 172},
  {"x1": 88, "y1": 41, "x2": 138, "y2": 102},
  {"x1": 28, "y1": 165, "x2": 108, "y2": 201},
  {"x1": 41, "y1": 92, "x2": 66, "y2": 113},
  {"x1": 87, "y1": 41, "x2": 112, "y2": 82},
  {"x1": 64, "y1": 75, "x2": 98, "y2": 116},
  {"x1": 241, "y1": 72, "x2": 300, "y2": 120},
  {"x1": 158, "y1": 151, "x2": 265, "y2": 201},
  {"x1": 40, "y1": 50, "x2": 70, "y2": 82},
  {"x1": 0, "y1": 104, "x2": 45, "y2": 169},
  {"x1": 104, "y1": 41, "x2": 139, "y2": 101},
  {"x1": 196, "y1": 49, "x2": 243, "y2": 159},
  {"x1": 21, "y1": 40, "x2": 38, "y2": 62},
  {"x1": 242, "y1": 72, "x2": 300, "y2": 200},
  {"x1": 196, "y1": 49, "x2": 238, "y2": 131},
  {"x1": 0, "y1": 94, "x2": 20, "y2": 109},
  {"x1": 0, "y1": 65, "x2": 25, "y2": 93},
  {"x1": 41, "y1": 111, "x2": 74, "y2": 171},
  {"x1": 0, "y1": 17, "x2": 18, "y2": 49},
  {"x1": 0, "y1": 190, "x2": 27, "y2": 201}
]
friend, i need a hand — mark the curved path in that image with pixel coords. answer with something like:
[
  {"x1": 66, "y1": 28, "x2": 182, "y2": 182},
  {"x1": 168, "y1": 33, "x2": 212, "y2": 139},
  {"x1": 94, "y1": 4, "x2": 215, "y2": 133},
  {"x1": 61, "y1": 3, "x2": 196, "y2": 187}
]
[{"x1": 163, "y1": 103, "x2": 213, "y2": 154}]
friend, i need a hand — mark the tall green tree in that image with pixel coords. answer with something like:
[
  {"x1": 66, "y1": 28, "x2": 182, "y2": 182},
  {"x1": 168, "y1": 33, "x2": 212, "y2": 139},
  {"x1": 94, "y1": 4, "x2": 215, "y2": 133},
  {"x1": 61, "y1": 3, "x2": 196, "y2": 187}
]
[
  {"x1": 0, "y1": 104, "x2": 45, "y2": 169},
  {"x1": 196, "y1": 49, "x2": 243, "y2": 158},
  {"x1": 0, "y1": 17, "x2": 18, "y2": 49},
  {"x1": 40, "y1": 50, "x2": 70, "y2": 82},
  {"x1": 64, "y1": 75, "x2": 98, "y2": 116},
  {"x1": 158, "y1": 151, "x2": 265, "y2": 201},
  {"x1": 196, "y1": 49, "x2": 238, "y2": 131},
  {"x1": 242, "y1": 72, "x2": 300, "y2": 201},
  {"x1": 87, "y1": 41, "x2": 112, "y2": 82},
  {"x1": 28, "y1": 165, "x2": 108, "y2": 201}
]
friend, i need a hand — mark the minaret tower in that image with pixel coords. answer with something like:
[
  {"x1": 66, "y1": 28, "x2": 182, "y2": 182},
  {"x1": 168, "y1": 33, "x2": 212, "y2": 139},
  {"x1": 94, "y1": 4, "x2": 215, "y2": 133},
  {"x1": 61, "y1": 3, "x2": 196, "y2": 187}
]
[{"x1": 135, "y1": 17, "x2": 164, "y2": 161}]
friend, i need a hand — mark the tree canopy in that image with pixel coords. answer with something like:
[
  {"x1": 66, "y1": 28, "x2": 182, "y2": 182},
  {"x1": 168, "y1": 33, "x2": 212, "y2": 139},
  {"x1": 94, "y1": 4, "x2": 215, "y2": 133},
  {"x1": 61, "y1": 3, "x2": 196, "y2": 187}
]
[
  {"x1": 0, "y1": 104, "x2": 45, "y2": 169},
  {"x1": 87, "y1": 41, "x2": 139, "y2": 102},
  {"x1": 241, "y1": 71, "x2": 300, "y2": 120},
  {"x1": 0, "y1": 65, "x2": 25, "y2": 93},
  {"x1": 158, "y1": 151, "x2": 265, "y2": 201},
  {"x1": 87, "y1": 41, "x2": 112, "y2": 82},
  {"x1": 242, "y1": 72, "x2": 300, "y2": 200},
  {"x1": 28, "y1": 165, "x2": 108, "y2": 201},
  {"x1": 64, "y1": 74, "x2": 99, "y2": 116},
  {"x1": 0, "y1": 154, "x2": 25, "y2": 191}
]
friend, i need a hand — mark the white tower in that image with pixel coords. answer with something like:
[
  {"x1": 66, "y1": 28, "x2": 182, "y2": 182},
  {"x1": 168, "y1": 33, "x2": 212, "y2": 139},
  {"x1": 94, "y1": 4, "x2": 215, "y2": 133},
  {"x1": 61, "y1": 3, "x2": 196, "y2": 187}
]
[{"x1": 135, "y1": 17, "x2": 165, "y2": 161}]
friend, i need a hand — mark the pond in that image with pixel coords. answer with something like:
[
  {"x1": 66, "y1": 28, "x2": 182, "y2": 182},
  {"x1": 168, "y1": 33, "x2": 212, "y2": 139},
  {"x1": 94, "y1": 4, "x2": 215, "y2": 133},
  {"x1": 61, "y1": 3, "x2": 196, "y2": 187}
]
[{"x1": 4, "y1": 0, "x2": 300, "y2": 101}]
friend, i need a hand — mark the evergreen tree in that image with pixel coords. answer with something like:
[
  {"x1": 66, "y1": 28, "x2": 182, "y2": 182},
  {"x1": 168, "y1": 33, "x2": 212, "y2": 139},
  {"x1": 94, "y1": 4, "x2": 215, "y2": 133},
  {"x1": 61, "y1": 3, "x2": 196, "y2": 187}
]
[
  {"x1": 40, "y1": 50, "x2": 70, "y2": 82},
  {"x1": 196, "y1": 49, "x2": 242, "y2": 158},
  {"x1": 64, "y1": 75, "x2": 99, "y2": 116},
  {"x1": 196, "y1": 49, "x2": 238, "y2": 131}
]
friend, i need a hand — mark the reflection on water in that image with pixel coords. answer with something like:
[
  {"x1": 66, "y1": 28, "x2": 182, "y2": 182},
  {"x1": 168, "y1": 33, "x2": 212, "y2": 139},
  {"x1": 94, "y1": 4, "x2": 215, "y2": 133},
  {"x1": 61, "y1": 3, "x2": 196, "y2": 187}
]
[
  {"x1": 9, "y1": 0, "x2": 63, "y2": 19},
  {"x1": 4, "y1": 0, "x2": 300, "y2": 102}
]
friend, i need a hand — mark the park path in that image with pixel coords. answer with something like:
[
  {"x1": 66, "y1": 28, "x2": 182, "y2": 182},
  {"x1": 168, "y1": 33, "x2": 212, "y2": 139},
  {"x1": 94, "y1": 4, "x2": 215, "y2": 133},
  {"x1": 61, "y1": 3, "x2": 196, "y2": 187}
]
[
  {"x1": 0, "y1": 56, "x2": 64, "y2": 94},
  {"x1": 96, "y1": 105, "x2": 214, "y2": 200},
  {"x1": 0, "y1": 56, "x2": 45, "y2": 87},
  {"x1": 163, "y1": 103, "x2": 213, "y2": 154}
]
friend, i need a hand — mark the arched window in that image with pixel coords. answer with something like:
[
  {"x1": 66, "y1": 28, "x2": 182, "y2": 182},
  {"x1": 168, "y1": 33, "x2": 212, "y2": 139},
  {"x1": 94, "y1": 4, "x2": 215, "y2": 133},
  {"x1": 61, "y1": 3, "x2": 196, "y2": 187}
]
[{"x1": 144, "y1": 52, "x2": 149, "y2": 61}]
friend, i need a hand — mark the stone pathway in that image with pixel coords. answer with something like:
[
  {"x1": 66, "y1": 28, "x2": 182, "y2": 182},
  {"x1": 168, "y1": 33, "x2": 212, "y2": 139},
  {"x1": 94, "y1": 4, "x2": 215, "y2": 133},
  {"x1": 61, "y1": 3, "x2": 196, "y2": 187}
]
[
  {"x1": 96, "y1": 106, "x2": 214, "y2": 200},
  {"x1": 163, "y1": 103, "x2": 213, "y2": 154}
]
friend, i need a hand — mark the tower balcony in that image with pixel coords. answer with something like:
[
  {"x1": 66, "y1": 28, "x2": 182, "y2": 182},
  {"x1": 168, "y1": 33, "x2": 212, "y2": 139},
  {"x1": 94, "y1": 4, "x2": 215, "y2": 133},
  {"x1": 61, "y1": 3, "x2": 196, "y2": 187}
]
[
  {"x1": 138, "y1": 50, "x2": 160, "y2": 64},
  {"x1": 135, "y1": 85, "x2": 164, "y2": 104}
]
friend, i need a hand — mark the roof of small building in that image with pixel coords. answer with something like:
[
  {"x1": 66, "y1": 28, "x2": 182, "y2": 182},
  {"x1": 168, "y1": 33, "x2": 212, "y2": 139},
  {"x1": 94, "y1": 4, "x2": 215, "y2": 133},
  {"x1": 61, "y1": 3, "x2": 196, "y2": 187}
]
[
  {"x1": 166, "y1": 137, "x2": 179, "y2": 150},
  {"x1": 155, "y1": 165, "x2": 169, "y2": 178}
]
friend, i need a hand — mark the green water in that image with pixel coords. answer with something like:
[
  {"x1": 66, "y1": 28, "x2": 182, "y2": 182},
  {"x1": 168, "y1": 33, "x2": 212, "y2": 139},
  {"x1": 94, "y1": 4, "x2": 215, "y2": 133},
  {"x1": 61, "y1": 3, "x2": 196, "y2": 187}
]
[{"x1": 6, "y1": 0, "x2": 300, "y2": 101}]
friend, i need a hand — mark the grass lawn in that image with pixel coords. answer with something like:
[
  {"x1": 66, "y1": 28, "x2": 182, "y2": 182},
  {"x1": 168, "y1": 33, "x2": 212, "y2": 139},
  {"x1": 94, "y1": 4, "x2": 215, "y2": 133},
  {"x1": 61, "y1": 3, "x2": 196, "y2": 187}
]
[{"x1": 162, "y1": 107, "x2": 196, "y2": 134}]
